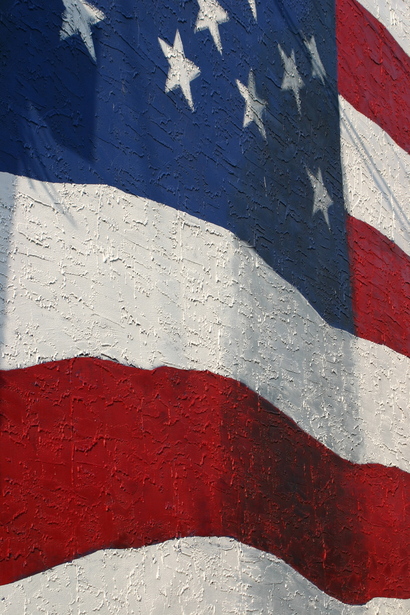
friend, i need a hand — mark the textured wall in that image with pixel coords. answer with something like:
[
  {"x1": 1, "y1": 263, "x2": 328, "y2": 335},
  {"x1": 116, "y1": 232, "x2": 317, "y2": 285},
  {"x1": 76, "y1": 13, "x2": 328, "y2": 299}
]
[
  {"x1": 1, "y1": 539, "x2": 410, "y2": 615},
  {"x1": 0, "y1": 0, "x2": 409, "y2": 612}
]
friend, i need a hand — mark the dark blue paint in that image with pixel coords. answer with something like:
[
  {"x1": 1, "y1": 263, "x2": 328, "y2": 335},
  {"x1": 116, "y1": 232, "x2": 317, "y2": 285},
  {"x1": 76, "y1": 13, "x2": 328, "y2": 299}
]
[{"x1": 0, "y1": 0, "x2": 353, "y2": 332}]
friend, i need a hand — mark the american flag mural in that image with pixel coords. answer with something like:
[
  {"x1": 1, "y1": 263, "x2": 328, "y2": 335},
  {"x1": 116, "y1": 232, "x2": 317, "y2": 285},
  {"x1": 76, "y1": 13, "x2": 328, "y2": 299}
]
[{"x1": 0, "y1": 0, "x2": 409, "y2": 612}]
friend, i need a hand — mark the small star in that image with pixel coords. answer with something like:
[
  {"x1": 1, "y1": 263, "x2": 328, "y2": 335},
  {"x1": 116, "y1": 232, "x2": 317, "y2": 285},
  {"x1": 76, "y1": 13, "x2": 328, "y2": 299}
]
[
  {"x1": 304, "y1": 36, "x2": 326, "y2": 83},
  {"x1": 278, "y1": 44, "x2": 304, "y2": 114},
  {"x1": 236, "y1": 70, "x2": 267, "y2": 139},
  {"x1": 158, "y1": 30, "x2": 201, "y2": 111},
  {"x1": 60, "y1": 0, "x2": 105, "y2": 62},
  {"x1": 195, "y1": 0, "x2": 229, "y2": 54},
  {"x1": 307, "y1": 167, "x2": 333, "y2": 228},
  {"x1": 248, "y1": 0, "x2": 257, "y2": 20}
]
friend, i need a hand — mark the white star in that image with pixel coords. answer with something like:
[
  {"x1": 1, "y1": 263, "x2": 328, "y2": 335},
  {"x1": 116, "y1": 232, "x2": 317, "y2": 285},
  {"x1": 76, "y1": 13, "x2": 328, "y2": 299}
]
[
  {"x1": 278, "y1": 44, "x2": 304, "y2": 114},
  {"x1": 60, "y1": 0, "x2": 105, "y2": 62},
  {"x1": 236, "y1": 70, "x2": 267, "y2": 139},
  {"x1": 248, "y1": 0, "x2": 257, "y2": 20},
  {"x1": 195, "y1": 0, "x2": 229, "y2": 54},
  {"x1": 307, "y1": 167, "x2": 333, "y2": 228},
  {"x1": 158, "y1": 30, "x2": 201, "y2": 111},
  {"x1": 304, "y1": 36, "x2": 326, "y2": 83}
]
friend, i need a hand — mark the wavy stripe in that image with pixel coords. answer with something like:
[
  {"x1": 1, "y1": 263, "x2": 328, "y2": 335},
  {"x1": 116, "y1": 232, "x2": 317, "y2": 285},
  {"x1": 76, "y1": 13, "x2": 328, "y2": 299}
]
[
  {"x1": 1, "y1": 539, "x2": 409, "y2": 615},
  {"x1": 336, "y1": 0, "x2": 410, "y2": 154},
  {"x1": 1, "y1": 359, "x2": 409, "y2": 603},
  {"x1": 357, "y1": 0, "x2": 410, "y2": 59},
  {"x1": 340, "y1": 97, "x2": 410, "y2": 257},
  {"x1": 1, "y1": 174, "x2": 409, "y2": 470},
  {"x1": 348, "y1": 215, "x2": 410, "y2": 358}
]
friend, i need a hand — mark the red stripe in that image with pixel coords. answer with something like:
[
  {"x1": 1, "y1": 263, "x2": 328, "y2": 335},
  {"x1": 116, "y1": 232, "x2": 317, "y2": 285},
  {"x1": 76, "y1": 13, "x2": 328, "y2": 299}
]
[
  {"x1": 336, "y1": 0, "x2": 410, "y2": 154},
  {"x1": 1, "y1": 358, "x2": 409, "y2": 604},
  {"x1": 347, "y1": 215, "x2": 410, "y2": 358}
]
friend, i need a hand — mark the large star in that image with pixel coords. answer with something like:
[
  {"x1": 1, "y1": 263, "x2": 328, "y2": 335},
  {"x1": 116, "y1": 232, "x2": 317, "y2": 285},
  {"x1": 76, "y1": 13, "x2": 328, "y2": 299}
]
[
  {"x1": 307, "y1": 167, "x2": 333, "y2": 228},
  {"x1": 304, "y1": 36, "x2": 326, "y2": 83},
  {"x1": 236, "y1": 70, "x2": 267, "y2": 139},
  {"x1": 158, "y1": 31, "x2": 201, "y2": 111},
  {"x1": 60, "y1": 0, "x2": 105, "y2": 62},
  {"x1": 278, "y1": 44, "x2": 304, "y2": 114},
  {"x1": 195, "y1": 0, "x2": 229, "y2": 54}
]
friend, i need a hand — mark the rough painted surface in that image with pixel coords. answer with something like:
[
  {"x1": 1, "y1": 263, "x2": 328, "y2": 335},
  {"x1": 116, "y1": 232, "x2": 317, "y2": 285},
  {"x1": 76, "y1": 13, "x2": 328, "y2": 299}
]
[
  {"x1": 357, "y1": 0, "x2": 410, "y2": 58},
  {"x1": 347, "y1": 216, "x2": 410, "y2": 357},
  {"x1": 337, "y1": 0, "x2": 410, "y2": 154},
  {"x1": 0, "y1": 0, "x2": 409, "y2": 610},
  {"x1": 1, "y1": 359, "x2": 409, "y2": 603},
  {"x1": 1, "y1": 539, "x2": 410, "y2": 615},
  {"x1": 1, "y1": 175, "x2": 409, "y2": 471},
  {"x1": 0, "y1": 0, "x2": 355, "y2": 333},
  {"x1": 340, "y1": 97, "x2": 410, "y2": 256}
]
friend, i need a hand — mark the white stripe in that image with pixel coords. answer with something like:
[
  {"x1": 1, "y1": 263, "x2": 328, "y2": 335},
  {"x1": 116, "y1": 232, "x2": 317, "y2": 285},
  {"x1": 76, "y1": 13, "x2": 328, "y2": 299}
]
[
  {"x1": 358, "y1": 0, "x2": 410, "y2": 59},
  {"x1": 0, "y1": 539, "x2": 408, "y2": 614},
  {"x1": 340, "y1": 96, "x2": 410, "y2": 256},
  {"x1": 0, "y1": 173, "x2": 409, "y2": 471}
]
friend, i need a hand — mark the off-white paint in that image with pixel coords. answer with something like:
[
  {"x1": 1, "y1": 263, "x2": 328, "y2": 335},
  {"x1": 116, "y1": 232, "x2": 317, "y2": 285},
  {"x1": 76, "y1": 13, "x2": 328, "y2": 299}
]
[
  {"x1": 0, "y1": 539, "x2": 408, "y2": 614},
  {"x1": 359, "y1": 0, "x2": 410, "y2": 57},
  {"x1": 236, "y1": 70, "x2": 267, "y2": 139},
  {"x1": 0, "y1": 172, "x2": 408, "y2": 472},
  {"x1": 340, "y1": 97, "x2": 410, "y2": 256},
  {"x1": 195, "y1": 0, "x2": 229, "y2": 54},
  {"x1": 60, "y1": 0, "x2": 105, "y2": 62},
  {"x1": 159, "y1": 30, "x2": 201, "y2": 111}
]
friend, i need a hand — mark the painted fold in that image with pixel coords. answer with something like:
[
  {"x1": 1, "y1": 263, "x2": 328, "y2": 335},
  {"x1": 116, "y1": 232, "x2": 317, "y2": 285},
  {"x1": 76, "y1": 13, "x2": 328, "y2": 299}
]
[
  {"x1": 1, "y1": 358, "x2": 409, "y2": 604},
  {"x1": 339, "y1": 97, "x2": 410, "y2": 258},
  {"x1": 1, "y1": 540, "x2": 410, "y2": 615},
  {"x1": 347, "y1": 216, "x2": 410, "y2": 358},
  {"x1": 0, "y1": 0, "x2": 409, "y2": 607},
  {"x1": 337, "y1": 0, "x2": 410, "y2": 155},
  {"x1": 1, "y1": 174, "x2": 409, "y2": 472}
]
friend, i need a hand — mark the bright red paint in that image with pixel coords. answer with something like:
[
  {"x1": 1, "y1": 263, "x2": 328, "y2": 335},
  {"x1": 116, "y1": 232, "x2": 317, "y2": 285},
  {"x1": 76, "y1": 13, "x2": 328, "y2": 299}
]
[
  {"x1": 337, "y1": 0, "x2": 410, "y2": 155},
  {"x1": 347, "y1": 215, "x2": 410, "y2": 358},
  {"x1": 1, "y1": 358, "x2": 409, "y2": 604}
]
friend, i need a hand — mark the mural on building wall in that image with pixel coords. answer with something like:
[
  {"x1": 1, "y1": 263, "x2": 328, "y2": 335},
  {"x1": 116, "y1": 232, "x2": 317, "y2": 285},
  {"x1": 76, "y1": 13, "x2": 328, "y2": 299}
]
[{"x1": 0, "y1": 0, "x2": 409, "y2": 612}]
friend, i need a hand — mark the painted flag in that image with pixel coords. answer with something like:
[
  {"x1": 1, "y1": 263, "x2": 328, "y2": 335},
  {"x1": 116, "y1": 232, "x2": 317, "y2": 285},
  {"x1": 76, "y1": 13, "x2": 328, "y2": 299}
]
[{"x1": 0, "y1": 0, "x2": 409, "y2": 612}]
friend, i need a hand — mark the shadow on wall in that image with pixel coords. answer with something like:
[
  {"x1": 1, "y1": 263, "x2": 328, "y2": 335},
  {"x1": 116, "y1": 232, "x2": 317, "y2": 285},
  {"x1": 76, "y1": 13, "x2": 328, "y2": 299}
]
[{"x1": 0, "y1": 173, "x2": 15, "y2": 364}]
